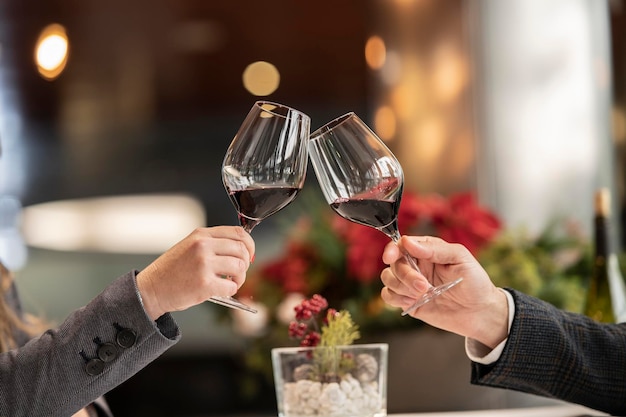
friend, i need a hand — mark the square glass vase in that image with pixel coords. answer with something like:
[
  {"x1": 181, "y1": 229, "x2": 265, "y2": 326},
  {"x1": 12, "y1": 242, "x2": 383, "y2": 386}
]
[{"x1": 271, "y1": 343, "x2": 388, "y2": 417}]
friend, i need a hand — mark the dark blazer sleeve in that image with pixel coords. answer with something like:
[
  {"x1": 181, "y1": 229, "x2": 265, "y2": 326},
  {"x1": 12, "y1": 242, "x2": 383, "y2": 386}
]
[
  {"x1": 0, "y1": 271, "x2": 181, "y2": 417},
  {"x1": 471, "y1": 288, "x2": 626, "y2": 416}
]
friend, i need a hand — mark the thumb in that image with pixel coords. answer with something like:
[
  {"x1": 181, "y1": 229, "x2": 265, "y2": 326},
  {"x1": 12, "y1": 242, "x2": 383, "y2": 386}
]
[{"x1": 399, "y1": 236, "x2": 470, "y2": 266}]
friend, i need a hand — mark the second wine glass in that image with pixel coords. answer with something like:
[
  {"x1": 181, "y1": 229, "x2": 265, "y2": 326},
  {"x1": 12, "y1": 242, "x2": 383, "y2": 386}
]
[
  {"x1": 308, "y1": 112, "x2": 462, "y2": 315},
  {"x1": 217, "y1": 101, "x2": 311, "y2": 313}
]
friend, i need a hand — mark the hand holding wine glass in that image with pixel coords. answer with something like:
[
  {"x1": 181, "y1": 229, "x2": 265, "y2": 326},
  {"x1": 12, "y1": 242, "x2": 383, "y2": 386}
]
[
  {"x1": 308, "y1": 112, "x2": 462, "y2": 315},
  {"x1": 217, "y1": 101, "x2": 310, "y2": 313}
]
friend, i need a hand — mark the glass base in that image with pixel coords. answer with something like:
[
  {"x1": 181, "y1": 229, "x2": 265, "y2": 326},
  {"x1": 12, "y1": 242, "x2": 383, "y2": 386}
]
[
  {"x1": 401, "y1": 277, "x2": 463, "y2": 316},
  {"x1": 208, "y1": 295, "x2": 258, "y2": 313}
]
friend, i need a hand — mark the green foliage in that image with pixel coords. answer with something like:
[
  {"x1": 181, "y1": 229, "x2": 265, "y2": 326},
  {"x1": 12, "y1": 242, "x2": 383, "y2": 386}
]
[
  {"x1": 478, "y1": 221, "x2": 591, "y2": 313},
  {"x1": 320, "y1": 310, "x2": 360, "y2": 347},
  {"x1": 308, "y1": 311, "x2": 360, "y2": 381},
  {"x1": 312, "y1": 347, "x2": 356, "y2": 382}
]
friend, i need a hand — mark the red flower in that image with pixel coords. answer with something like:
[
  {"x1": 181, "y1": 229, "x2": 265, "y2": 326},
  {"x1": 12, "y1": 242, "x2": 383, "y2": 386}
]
[
  {"x1": 396, "y1": 190, "x2": 425, "y2": 230},
  {"x1": 334, "y1": 219, "x2": 388, "y2": 283},
  {"x1": 429, "y1": 192, "x2": 501, "y2": 254},
  {"x1": 288, "y1": 322, "x2": 308, "y2": 338},
  {"x1": 289, "y1": 294, "x2": 330, "y2": 348},
  {"x1": 295, "y1": 294, "x2": 328, "y2": 320},
  {"x1": 301, "y1": 332, "x2": 321, "y2": 347},
  {"x1": 260, "y1": 242, "x2": 314, "y2": 293}
]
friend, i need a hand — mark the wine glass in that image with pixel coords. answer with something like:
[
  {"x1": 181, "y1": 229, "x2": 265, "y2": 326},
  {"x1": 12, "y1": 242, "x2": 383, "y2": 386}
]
[
  {"x1": 308, "y1": 112, "x2": 462, "y2": 316},
  {"x1": 216, "y1": 101, "x2": 311, "y2": 313}
]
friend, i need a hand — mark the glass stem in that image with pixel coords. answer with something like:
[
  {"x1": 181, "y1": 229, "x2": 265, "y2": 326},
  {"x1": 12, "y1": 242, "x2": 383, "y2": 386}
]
[
  {"x1": 239, "y1": 214, "x2": 260, "y2": 232},
  {"x1": 389, "y1": 230, "x2": 422, "y2": 274}
]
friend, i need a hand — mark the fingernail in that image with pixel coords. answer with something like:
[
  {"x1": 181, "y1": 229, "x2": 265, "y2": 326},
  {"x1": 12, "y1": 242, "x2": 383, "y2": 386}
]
[{"x1": 251, "y1": 254, "x2": 256, "y2": 263}]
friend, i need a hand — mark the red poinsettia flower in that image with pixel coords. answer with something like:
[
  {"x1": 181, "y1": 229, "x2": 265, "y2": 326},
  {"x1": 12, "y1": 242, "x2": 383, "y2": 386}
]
[
  {"x1": 344, "y1": 224, "x2": 389, "y2": 283},
  {"x1": 429, "y1": 192, "x2": 502, "y2": 254},
  {"x1": 396, "y1": 190, "x2": 424, "y2": 231},
  {"x1": 258, "y1": 241, "x2": 314, "y2": 293}
]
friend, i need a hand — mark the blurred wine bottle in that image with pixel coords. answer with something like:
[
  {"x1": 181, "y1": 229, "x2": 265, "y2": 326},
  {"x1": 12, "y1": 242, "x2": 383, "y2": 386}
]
[{"x1": 584, "y1": 188, "x2": 626, "y2": 323}]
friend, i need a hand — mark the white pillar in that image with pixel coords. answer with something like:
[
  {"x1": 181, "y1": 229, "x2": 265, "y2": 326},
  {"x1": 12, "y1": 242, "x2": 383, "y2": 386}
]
[{"x1": 471, "y1": 0, "x2": 616, "y2": 239}]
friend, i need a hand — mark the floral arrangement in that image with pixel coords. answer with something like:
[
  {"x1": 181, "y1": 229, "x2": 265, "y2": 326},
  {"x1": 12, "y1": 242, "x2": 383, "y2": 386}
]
[{"x1": 287, "y1": 294, "x2": 360, "y2": 382}]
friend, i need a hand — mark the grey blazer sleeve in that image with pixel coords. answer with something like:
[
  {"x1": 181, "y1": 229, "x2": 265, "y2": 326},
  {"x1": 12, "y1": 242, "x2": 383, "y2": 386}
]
[
  {"x1": 471, "y1": 288, "x2": 626, "y2": 416},
  {"x1": 0, "y1": 271, "x2": 181, "y2": 417}
]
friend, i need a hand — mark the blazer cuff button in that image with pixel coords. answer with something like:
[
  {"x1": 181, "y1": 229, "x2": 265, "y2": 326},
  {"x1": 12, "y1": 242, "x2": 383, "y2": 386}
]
[
  {"x1": 116, "y1": 328, "x2": 137, "y2": 349},
  {"x1": 97, "y1": 342, "x2": 119, "y2": 362},
  {"x1": 85, "y1": 358, "x2": 105, "y2": 376}
]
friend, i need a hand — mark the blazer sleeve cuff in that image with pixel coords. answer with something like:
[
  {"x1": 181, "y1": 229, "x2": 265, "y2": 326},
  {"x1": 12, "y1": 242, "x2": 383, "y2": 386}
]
[
  {"x1": 130, "y1": 270, "x2": 180, "y2": 340},
  {"x1": 465, "y1": 288, "x2": 515, "y2": 364}
]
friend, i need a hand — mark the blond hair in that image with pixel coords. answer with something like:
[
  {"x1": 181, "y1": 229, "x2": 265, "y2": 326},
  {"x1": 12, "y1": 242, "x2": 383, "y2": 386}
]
[{"x1": 0, "y1": 262, "x2": 48, "y2": 352}]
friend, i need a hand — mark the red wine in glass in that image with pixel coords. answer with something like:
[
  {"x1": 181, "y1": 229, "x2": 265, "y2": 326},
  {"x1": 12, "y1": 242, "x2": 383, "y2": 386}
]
[
  {"x1": 330, "y1": 198, "x2": 399, "y2": 238},
  {"x1": 309, "y1": 112, "x2": 462, "y2": 315},
  {"x1": 228, "y1": 185, "x2": 301, "y2": 232},
  {"x1": 331, "y1": 178, "x2": 408, "y2": 242}
]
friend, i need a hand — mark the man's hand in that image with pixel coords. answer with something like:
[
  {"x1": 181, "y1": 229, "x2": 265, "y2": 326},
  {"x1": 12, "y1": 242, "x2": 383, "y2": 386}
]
[{"x1": 380, "y1": 236, "x2": 508, "y2": 349}]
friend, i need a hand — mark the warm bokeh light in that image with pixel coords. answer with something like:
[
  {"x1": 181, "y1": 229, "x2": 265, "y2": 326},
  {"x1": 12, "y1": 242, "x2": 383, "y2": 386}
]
[
  {"x1": 373, "y1": 106, "x2": 396, "y2": 141},
  {"x1": 365, "y1": 36, "x2": 386, "y2": 70},
  {"x1": 393, "y1": 0, "x2": 434, "y2": 7},
  {"x1": 390, "y1": 85, "x2": 415, "y2": 120},
  {"x1": 380, "y1": 50, "x2": 402, "y2": 85},
  {"x1": 389, "y1": 56, "x2": 426, "y2": 121},
  {"x1": 243, "y1": 61, "x2": 280, "y2": 96},
  {"x1": 21, "y1": 194, "x2": 206, "y2": 254},
  {"x1": 393, "y1": 0, "x2": 417, "y2": 6},
  {"x1": 413, "y1": 116, "x2": 447, "y2": 162},
  {"x1": 446, "y1": 130, "x2": 475, "y2": 181},
  {"x1": 431, "y1": 42, "x2": 468, "y2": 105},
  {"x1": 35, "y1": 23, "x2": 69, "y2": 81}
]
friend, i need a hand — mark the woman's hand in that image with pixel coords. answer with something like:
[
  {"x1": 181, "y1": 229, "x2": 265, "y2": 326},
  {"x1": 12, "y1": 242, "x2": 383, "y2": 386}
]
[{"x1": 136, "y1": 226, "x2": 255, "y2": 320}]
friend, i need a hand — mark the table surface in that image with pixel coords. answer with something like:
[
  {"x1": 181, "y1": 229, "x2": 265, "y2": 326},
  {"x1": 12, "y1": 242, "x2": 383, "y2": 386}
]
[
  {"x1": 220, "y1": 403, "x2": 607, "y2": 417},
  {"x1": 390, "y1": 403, "x2": 607, "y2": 417}
]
